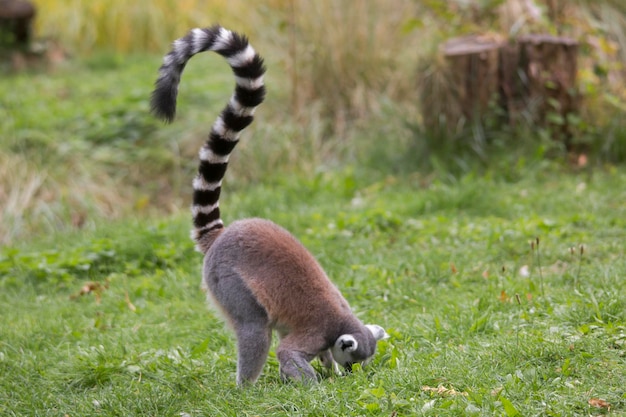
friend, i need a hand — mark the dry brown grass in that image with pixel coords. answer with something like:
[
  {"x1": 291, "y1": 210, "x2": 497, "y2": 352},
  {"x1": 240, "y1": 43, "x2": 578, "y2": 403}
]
[
  {"x1": 0, "y1": 154, "x2": 45, "y2": 245},
  {"x1": 5, "y1": 0, "x2": 623, "y2": 246},
  {"x1": 0, "y1": 151, "x2": 151, "y2": 245},
  {"x1": 35, "y1": 0, "x2": 426, "y2": 135},
  {"x1": 261, "y1": 0, "x2": 423, "y2": 137},
  {"x1": 34, "y1": 0, "x2": 252, "y2": 53}
]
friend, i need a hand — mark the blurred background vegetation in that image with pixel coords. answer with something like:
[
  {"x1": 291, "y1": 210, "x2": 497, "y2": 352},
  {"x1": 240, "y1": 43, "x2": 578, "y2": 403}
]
[{"x1": 2, "y1": 0, "x2": 626, "y2": 244}]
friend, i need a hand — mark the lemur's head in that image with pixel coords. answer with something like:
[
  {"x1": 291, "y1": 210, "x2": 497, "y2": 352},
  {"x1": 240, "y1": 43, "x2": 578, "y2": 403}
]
[{"x1": 331, "y1": 324, "x2": 389, "y2": 370}]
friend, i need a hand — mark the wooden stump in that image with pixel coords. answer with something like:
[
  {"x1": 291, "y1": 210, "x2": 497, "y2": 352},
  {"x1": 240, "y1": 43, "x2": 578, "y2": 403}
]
[
  {"x1": 443, "y1": 35, "x2": 504, "y2": 123},
  {"x1": 499, "y1": 41, "x2": 525, "y2": 125},
  {"x1": 517, "y1": 34, "x2": 579, "y2": 144},
  {"x1": 422, "y1": 33, "x2": 580, "y2": 147},
  {"x1": 0, "y1": 0, "x2": 36, "y2": 47}
]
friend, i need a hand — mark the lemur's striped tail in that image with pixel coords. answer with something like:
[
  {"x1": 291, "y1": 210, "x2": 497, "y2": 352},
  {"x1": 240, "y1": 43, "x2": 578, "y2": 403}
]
[{"x1": 151, "y1": 25, "x2": 266, "y2": 253}]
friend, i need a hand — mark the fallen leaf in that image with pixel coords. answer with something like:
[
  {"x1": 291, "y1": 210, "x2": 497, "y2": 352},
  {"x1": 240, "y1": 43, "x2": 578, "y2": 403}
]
[
  {"x1": 588, "y1": 398, "x2": 610, "y2": 410},
  {"x1": 125, "y1": 292, "x2": 137, "y2": 312},
  {"x1": 70, "y1": 281, "x2": 109, "y2": 304},
  {"x1": 422, "y1": 385, "x2": 468, "y2": 397}
]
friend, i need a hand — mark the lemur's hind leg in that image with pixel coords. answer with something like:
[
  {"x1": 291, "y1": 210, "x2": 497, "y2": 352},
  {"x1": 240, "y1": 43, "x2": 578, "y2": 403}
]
[
  {"x1": 205, "y1": 265, "x2": 272, "y2": 385},
  {"x1": 235, "y1": 322, "x2": 272, "y2": 385}
]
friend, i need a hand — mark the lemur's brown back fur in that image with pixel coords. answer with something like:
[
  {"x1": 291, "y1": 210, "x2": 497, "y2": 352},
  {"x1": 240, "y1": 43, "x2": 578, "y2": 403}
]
[{"x1": 216, "y1": 219, "x2": 354, "y2": 330}]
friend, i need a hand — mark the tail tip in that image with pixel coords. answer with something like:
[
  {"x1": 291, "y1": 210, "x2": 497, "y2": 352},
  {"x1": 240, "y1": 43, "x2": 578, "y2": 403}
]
[
  {"x1": 150, "y1": 90, "x2": 176, "y2": 123},
  {"x1": 151, "y1": 106, "x2": 175, "y2": 124}
]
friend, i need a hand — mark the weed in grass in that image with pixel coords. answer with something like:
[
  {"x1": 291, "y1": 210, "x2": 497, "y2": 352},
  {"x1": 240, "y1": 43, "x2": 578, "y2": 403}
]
[
  {"x1": 514, "y1": 293, "x2": 522, "y2": 353},
  {"x1": 570, "y1": 244, "x2": 585, "y2": 290},
  {"x1": 531, "y1": 237, "x2": 544, "y2": 297}
]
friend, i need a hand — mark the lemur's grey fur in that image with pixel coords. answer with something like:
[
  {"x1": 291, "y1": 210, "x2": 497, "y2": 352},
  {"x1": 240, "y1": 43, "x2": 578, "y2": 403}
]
[{"x1": 151, "y1": 25, "x2": 388, "y2": 385}]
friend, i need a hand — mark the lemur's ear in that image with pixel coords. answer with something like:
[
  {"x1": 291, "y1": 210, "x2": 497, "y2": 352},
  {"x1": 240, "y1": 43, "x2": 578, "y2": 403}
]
[
  {"x1": 366, "y1": 324, "x2": 389, "y2": 341},
  {"x1": 336, "y1": 334, "x2": 358, "y2": 352}
]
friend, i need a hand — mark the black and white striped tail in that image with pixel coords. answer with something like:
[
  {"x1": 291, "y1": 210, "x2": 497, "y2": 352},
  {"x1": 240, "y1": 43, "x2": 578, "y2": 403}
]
[{"x1": 151, "y1": 25, "x2": 266, "y2": 253}]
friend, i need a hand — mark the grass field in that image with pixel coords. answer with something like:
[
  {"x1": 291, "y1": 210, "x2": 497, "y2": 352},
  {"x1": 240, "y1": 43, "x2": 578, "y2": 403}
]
[
  {"x1": 1, "y1": 164, "x2": 625, "y2": 416},
  {"x1": 1, "y1": 47, "x2": 626, "y2": 416}
]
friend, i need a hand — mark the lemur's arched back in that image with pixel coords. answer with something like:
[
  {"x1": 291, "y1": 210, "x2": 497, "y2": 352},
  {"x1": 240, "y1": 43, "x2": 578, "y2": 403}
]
[{"x1": 151, "y1": 25, "x2": 388, "y2": 386}]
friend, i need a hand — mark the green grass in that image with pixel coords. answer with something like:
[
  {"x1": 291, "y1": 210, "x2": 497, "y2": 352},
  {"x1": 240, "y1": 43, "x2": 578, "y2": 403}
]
[
  {"x1": 0, "y1": 53, "x2": 254, "y2": 244},
  {"x1": 1, "y1": 166, "x2": 625, "y2": 416}
]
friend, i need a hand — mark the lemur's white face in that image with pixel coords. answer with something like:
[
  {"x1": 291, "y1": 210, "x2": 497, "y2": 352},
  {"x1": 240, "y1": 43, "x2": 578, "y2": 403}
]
[
  {"x1": 330, "y1": 334, "x2": 359, "y2": 369},
  {"x1": 330, "y1": 325, "x2": 389, "y2": 370}
]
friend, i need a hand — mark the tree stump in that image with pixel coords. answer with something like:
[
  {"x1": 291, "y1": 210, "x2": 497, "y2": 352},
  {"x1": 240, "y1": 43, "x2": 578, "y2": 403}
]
[
  {"x1": 499, "y1": 41, "x2": 525, "y2": 125},
  {"x1": 443, "y1": 35, "x2": 504, "y2": 123},
  {"x1": 0, "y1": 0, "x2": 36, "y2": 48},
  {"x1": 517, "y1": 34, "x2": 579, "y2": 144},
  {"x1": 422, "y1": 33, "x2": 580, "y2": 147}
]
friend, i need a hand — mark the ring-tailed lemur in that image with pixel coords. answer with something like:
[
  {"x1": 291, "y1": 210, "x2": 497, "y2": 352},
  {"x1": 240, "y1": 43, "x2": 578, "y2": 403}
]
[{"x1": 151, "y1": 25, "x2": 388, "y2": 385}]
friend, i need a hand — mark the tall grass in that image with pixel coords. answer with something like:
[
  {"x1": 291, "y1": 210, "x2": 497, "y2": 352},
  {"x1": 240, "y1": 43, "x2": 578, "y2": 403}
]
[
  {"x1": 0, "y1": 56, "x2": 185, "y2": 245},
  {"x1": 4, "y1": 0, "x2": 626, "y2": 246},
  {"x1": 0, "y1": 141, "x2": 143, "y2": 246},
  {"x1": 34, "y1": 0, "x2": 426, "y2": 136},
  {"x1": 261, "y1": 0, "x2": 422, "y2": 137},
  {"x1": 34, "y1": 0, "x2": 251, "y2": 53}
]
